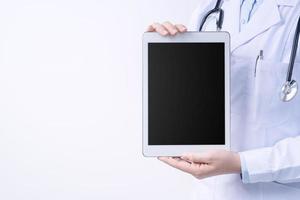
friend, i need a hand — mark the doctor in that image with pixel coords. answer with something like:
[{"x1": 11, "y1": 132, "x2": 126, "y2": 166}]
[{"x1": 147, "y1": 0, "x2": 300, "y2": 199}]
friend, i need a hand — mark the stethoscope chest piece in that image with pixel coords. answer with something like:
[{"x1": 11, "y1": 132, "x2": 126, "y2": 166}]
[{"x1": 281, "y1": 80, "x2": 298, "y2": 102}]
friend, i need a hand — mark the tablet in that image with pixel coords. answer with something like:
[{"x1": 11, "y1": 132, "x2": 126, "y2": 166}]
[{"x1": 142, "y1": 32, "x2": 230, "y2": 157}]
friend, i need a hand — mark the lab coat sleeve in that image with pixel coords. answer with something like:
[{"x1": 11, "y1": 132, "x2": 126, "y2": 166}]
[{"x1": 239, "y1": 136, "x2": 300, "y2": 184}]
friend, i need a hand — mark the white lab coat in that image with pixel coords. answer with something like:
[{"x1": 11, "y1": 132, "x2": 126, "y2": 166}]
[{"x1": 188, "y1": 0, "x2": 300, "y2": 199}]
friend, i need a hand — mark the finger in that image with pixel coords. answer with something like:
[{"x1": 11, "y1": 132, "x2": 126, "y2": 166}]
[
  {"x1": 175, "y1": 24, "x2": 187, "y2": 32},
  {"x1": 181, "y1": 153, "x2": 210, "y2": 163},
  {"x1": 158, "y1": 156, "x2": 169, "y2": 162},
  {"x1": 194, "y1": 164, "x2": 216, "y2": 179},
  {"x1": 151, "y1": 23, "x2": 168, "y2": 36},
  {"x1": 162, "y1": 21, "x2": 178, "y2": 35},
  {"x1": 181, "y1": 153, "x2": 198, "y2": 162},
  {"x1": 159, "y1": 157, "x2": 196, "y2": 174},
  {"x1": 146, "y1": 25, "x2": 155, "y2": 32}
]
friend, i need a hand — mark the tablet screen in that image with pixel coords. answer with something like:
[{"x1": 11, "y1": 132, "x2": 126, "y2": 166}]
[{"x1": 148, "y1": 42, "x2": 225, "y2": 145}]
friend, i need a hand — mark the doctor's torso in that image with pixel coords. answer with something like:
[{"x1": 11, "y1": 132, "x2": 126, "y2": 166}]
[{"x1": 188, "y1": 0, "x2": 300, "y2": 199}]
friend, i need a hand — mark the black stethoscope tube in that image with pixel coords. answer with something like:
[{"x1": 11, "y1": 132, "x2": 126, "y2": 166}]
[
  {"x1": 199, "y1": 0, "x2": 223, "y2": 31},
  {"x1": 287, "y1": 17, "x2": 300, "y2": 82}
]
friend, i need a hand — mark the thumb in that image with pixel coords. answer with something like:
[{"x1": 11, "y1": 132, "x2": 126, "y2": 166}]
[{"x1": 181, "y1": 153, "x2": 210, "y2": 163}]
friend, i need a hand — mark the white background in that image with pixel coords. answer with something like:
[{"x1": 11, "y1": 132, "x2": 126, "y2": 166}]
[{"x1": 0, "y1": 0, "x2": 201, "y2": 199}]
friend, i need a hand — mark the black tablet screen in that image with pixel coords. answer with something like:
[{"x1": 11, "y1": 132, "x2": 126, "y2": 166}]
[{"x1": 148, "y1": 43, "x2": 225, "y2": 145}]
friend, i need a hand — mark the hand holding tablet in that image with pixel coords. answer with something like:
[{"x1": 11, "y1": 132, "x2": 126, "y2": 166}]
[
  {"x1": 142, "y1": 30, "x2": 230, "y2": 157},
  {"x1": 158, "y1": 150, "x2": 240, "y2": 179}
]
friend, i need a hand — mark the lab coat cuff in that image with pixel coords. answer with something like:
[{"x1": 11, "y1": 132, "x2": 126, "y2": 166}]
[
  {"x1": 239, "y1": 147, "x2": 273, "y2": 183},
  {"x1": 239, "y1": 152, "x2": 250, "y2": 183}
]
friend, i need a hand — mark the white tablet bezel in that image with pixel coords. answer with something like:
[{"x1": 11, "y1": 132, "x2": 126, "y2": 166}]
[{"x1": 142, "y1": 32, "x2": 231, "y2": 157}]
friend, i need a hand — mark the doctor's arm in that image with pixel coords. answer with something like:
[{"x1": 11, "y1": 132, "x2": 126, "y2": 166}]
[
  {"x1": 159, "y1": 136, "x2": 300, "y2": 183},
  {"x1": 239, "y1": 136, "x2": 300, "y2": 184}
]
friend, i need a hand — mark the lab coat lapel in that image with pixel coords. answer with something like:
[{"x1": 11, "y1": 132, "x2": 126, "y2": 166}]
[
  {"x1": 231, "y1": 0, "x2": 282, "y2": 51},
  {"x1": 221, "y1": 0, "x2": 240, "y2": 39}
]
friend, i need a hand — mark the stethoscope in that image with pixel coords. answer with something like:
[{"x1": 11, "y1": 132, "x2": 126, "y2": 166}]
[{"x1": 199, "y1": 0, "x2": 300, "y2": 102}]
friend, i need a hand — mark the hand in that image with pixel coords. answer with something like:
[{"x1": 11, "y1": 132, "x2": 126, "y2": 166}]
[
  {"x1": 146, "y1": 21, "x2": 187, "y2": 36},
  {"x1": 158, "y1": 150, "x2": 241, "y2": 179}
]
